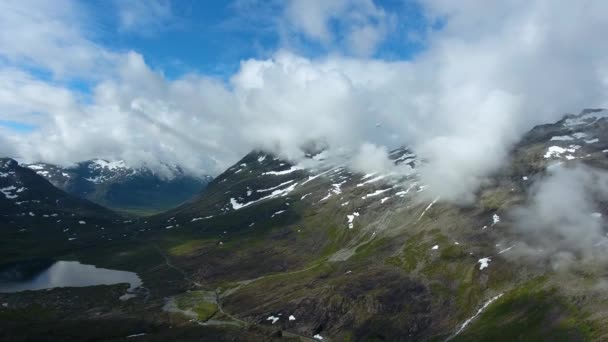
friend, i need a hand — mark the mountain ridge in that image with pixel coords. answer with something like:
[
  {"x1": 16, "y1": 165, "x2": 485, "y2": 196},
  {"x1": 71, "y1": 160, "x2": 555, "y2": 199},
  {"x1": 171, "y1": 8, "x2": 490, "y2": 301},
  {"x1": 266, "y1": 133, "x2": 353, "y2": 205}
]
[
  {"x1": 22, "y1": 159, "x2": 212, "y2": 213},
  {"x1": 2, "y1": 110, "x2": 608, "y2": 340}
]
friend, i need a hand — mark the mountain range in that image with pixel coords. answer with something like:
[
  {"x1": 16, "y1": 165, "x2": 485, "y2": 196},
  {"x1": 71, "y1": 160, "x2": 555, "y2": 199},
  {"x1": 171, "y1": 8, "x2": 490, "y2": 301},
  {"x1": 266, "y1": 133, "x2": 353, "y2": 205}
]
[
  {"x1": 2, "y1": 110, "x2": 608, "y2": 341},
  {"x1": 22, "y1": 159, "x2": 212, "y2": 214}
]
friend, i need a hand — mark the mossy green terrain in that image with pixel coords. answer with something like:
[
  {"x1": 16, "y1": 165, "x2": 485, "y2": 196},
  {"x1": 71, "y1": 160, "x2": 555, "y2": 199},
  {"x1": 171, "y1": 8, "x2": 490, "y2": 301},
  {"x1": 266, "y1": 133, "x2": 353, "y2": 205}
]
[
  {"x1": 453, "y1": 279, "x2": 598, "y2": 341},
  {"x1": 174, "y1": 291, "x2": 219, "y2": 321},
  {"x1": 4, "y1": 114, "x2": 608, "y2": 341}
]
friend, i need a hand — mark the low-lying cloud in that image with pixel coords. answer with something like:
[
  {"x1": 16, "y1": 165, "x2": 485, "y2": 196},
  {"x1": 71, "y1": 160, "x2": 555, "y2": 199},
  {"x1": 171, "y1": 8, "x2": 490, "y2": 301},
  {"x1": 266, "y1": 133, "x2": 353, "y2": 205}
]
[
  {"x1": 3, "y1": 1, "x2": 608, "y2": 200},
  {"x1": 507, "y1": 165, "x2": 608, "y2": 270}
]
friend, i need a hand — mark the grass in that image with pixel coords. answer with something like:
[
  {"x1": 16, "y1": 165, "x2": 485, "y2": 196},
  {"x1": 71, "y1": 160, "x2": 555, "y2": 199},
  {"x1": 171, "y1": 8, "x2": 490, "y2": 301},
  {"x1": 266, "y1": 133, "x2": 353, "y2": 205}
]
[
  {"x1": 167, "y1": 239, "x2": 208, "y2": 257},
  {"x1": 479, "y1": 188, "x2": 515, "y2": 211},
  {"x1": 453, "y1": 278, "x2": 598, "y2": 341},
  {"x1": 175, "y1": 291, "x2": 218, "y2": 321},
  {"x1": 192, "y1": 302, "x2": 219, "y2": 321}
]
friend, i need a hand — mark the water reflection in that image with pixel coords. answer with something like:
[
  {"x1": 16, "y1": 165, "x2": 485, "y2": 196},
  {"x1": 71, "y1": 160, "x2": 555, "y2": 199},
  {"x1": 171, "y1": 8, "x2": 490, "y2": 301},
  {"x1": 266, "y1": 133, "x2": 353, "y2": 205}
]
[{"x1": 0, "y1": 261, "x2": 142, "y2": 296}]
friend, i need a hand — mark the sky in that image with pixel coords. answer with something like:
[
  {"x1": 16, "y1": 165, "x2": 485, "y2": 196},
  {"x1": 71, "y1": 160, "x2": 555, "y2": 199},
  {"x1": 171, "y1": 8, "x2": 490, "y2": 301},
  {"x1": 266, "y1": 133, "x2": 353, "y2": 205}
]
[{"x1": 2, "y1": 0, "x2": 608, "y2": 201}]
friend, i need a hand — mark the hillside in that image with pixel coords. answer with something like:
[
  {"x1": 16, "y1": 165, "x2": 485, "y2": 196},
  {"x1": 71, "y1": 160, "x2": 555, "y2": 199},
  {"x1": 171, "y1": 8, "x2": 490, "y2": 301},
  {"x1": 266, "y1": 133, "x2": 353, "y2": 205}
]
[
  {"x1": 98, "y1": 109, "x2": 607, "y2": 340},
  {"x1": 0, "y1": 158, "x2": 128, "y2": 263},
  {"x1": 2, "y1": 110, "x2": 608, "y2": 340}
]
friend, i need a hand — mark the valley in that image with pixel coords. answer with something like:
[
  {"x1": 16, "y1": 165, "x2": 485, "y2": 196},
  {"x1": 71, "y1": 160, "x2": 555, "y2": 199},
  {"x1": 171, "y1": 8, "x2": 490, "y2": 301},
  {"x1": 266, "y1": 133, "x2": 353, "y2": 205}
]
[
  {"x1": 2, "y1": 110, "x2": 608, "y2": 340},
  {"x1": 23, "y1": 159, "x2": 211, "y2": 214}
]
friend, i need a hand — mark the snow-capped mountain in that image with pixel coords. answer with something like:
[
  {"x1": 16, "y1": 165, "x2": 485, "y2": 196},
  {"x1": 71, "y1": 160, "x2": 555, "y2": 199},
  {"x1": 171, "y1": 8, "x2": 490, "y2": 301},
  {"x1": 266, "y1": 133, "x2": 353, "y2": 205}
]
[
  {"x1": 5, "y1": 110, "x2": 608, "y2": 341},
  {"x1": 124, "y1": 108, "x2": 608, "y2": 340},
  {"x1": 23, "y1": 159, "x2": 212, "y2": 212},
  {"x1": 0, "y1": 158, "x2": 119, "y2": 231}
]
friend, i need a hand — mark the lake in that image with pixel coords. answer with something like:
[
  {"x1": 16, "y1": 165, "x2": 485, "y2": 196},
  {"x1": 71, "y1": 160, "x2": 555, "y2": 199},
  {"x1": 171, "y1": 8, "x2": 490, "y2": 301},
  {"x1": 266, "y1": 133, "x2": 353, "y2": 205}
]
[{"x1": 0, "y1": 260, "x2": 142, "y2": 298}]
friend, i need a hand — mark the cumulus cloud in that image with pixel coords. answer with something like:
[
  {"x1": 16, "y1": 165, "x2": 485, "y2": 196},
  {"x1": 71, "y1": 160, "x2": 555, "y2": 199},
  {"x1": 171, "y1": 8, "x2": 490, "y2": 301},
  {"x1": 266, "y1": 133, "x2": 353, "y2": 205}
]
[
  {"x1": 283, "y1": 0, "x2": 391, "y2": 56},
  {"x1": 2, "y1": 0, "x2": 608, "y2": 201},
  {"x1": 114, "y1": 0, "x2": 175, "y2": 35},
  {"x1": 0, "y1": 129, "x2": 16, "y2": 157},
  {"x1": 0, "y1": 0, "x2": 117, "y2": 78},
  {"x1": 507, "y1": 165, "x2": 608, "y2": 270}
]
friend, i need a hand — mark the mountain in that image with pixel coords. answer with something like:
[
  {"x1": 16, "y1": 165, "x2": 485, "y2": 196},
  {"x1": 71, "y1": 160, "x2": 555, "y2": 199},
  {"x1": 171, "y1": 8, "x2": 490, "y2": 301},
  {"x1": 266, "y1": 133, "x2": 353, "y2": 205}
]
[
  {"x1": 128, "y1": 109, "x2": 608, "y2": 340},
  {"x1": 3, "y1": 110, "x2": 608, "y2": 341},
  {"x1": 24, "y1": 159, "x2": 212, "y2": 214},
  {"x1": 0, "y1": 158, "x2": 125, "y2": 263}
]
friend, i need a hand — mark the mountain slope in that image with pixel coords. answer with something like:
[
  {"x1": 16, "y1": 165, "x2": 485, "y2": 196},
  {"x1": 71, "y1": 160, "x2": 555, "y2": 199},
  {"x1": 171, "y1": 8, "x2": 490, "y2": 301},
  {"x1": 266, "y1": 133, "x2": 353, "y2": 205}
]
[
  {"x1": 0, "y1": 158, "x2": 126, "y2": 262},
  {"x1": 3, "y1": 110, "x2": 608, "y2": 341},
  {"x1": 24, "y1": 159, "x2": 212, "y2": 213},
  {"x1": 113, "y1": 109, "x2": 608, "y2": 341}
]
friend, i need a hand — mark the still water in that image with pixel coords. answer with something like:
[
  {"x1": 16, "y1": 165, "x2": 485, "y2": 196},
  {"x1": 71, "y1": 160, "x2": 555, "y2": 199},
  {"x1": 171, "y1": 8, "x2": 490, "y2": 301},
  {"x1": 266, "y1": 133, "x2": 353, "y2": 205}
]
[{"x1": 0, "y1": 260, "x2": 142, "y2": 295}]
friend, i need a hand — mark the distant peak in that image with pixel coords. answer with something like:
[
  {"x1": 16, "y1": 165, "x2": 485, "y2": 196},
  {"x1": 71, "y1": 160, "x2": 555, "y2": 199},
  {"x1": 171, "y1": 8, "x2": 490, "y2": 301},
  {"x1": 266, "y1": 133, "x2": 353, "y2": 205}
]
[
  {"x1": 0, "y1": 158, "x2": 18, "y2": 169},
  {"x1": 88, "y1": 159, "x2": 127, "y2": 170}
]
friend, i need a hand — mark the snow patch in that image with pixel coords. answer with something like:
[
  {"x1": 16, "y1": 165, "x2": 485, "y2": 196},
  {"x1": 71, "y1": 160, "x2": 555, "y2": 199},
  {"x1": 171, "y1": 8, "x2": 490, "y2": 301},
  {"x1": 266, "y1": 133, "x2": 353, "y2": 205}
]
[
  {"x1": 191, "y1": 216, "x2": 213, "y2": 222},
  {"x1": 544, "y1": 146, "x2": 577, "y2": 159},
  {"x1": 550, "y1": 135, "x2": 573, "y2": 141},
  {"x1": 271, "y1": 210, "x2": 285, "y2": 218},
  {"x1": 418, "y1": 196, "x2": 440, "y2": 221},
  {"x1": 257, "y1": 180, "x2": 294, "y2": 192},
  {"x1": 585, "y1": 138, "x2": 599, "y2": 144},
  {"x1": 91, "y1": 159, "x2": 126, "y2": 170},
  {"x1": 127, "y1": 333, "x2": 147, "y2": 338},
  {"x1": 492, "y1": 214, "x2": 500, "y2": 226},
  {"x1": 563, "y1": 110, "x2": 608, "y2": 127},
  {"x1": 498, "y1": 246, "x2": 514, "y2": 254},
  {"x1": 361, "y1": 188, "x2": 391, "y2": 200},
  {"x1": 356, "y1": 175, "x2": 385, "y2": 187},
  {"x1": 26, "y1": 164, "x2": 45, "y2": 170},
  {"x1": 478, "y1": 257, "x2": 491, "y2": 270},
  {"x1": 262, "y1": 166, "x2": 302, "y2": 176},
  {"x1": 453, "y1": 294, "x2": 504, "y2": 337},
  {"x1": 0, "y1": 186, "x2": 18, "y2": 199},
  {"x1": 230, "y1": 182, "x2": 298, "y2": 210},
  {"x1": 347, "y1": 212, "x2": 360, "y2": 229}
]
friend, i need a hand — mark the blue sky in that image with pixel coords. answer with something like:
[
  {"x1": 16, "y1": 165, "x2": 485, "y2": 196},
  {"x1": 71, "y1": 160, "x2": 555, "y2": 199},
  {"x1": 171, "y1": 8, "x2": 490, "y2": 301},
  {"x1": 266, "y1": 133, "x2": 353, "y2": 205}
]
[
  {"x1": 85, "y1": 0, "x2": 429, "y2": 79},
  {"x1": 2, "y1": 0, "x2": 605, "y2": 187},
  {"x1": 0, "y1": 0, "x2": 441, "y2": 166},
  {"x1": 0, "y1": 0, "x2": 433, "y2": 136},
  {"x1": 0, "y1": 120, "x2": 36, "y2": 132}
]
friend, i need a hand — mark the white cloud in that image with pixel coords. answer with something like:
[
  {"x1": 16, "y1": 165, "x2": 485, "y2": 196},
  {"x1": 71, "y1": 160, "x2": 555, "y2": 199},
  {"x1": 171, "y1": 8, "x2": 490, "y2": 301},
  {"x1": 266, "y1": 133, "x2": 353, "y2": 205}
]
[
  {"x1": 0, "y1": 129, "x2": 16, "y2": 157},
  {"x1": 508, "y1": 165, "x2": 608, "y2": 269},
  {"x1": 285, "y1": 0, "x2": 345, "y2": 44},
  {"x1": 346, "y1": 24, "x2": 387, "y2": 57},
  {"x1": 348, "y1": 143, "x2": 395, "y2": 175},
  {"x1": 0, "y1": 0, "x2": 116, "y2": 79},
  {"x1": 114, "y1": 0, "x2": 174, "y2": 35},
  {"x1": 283, "y1": 0, "x2": 390, "y2": 56},
  {"x1": 2, "y1": 0, "x2": 608, "y2": 202}
]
